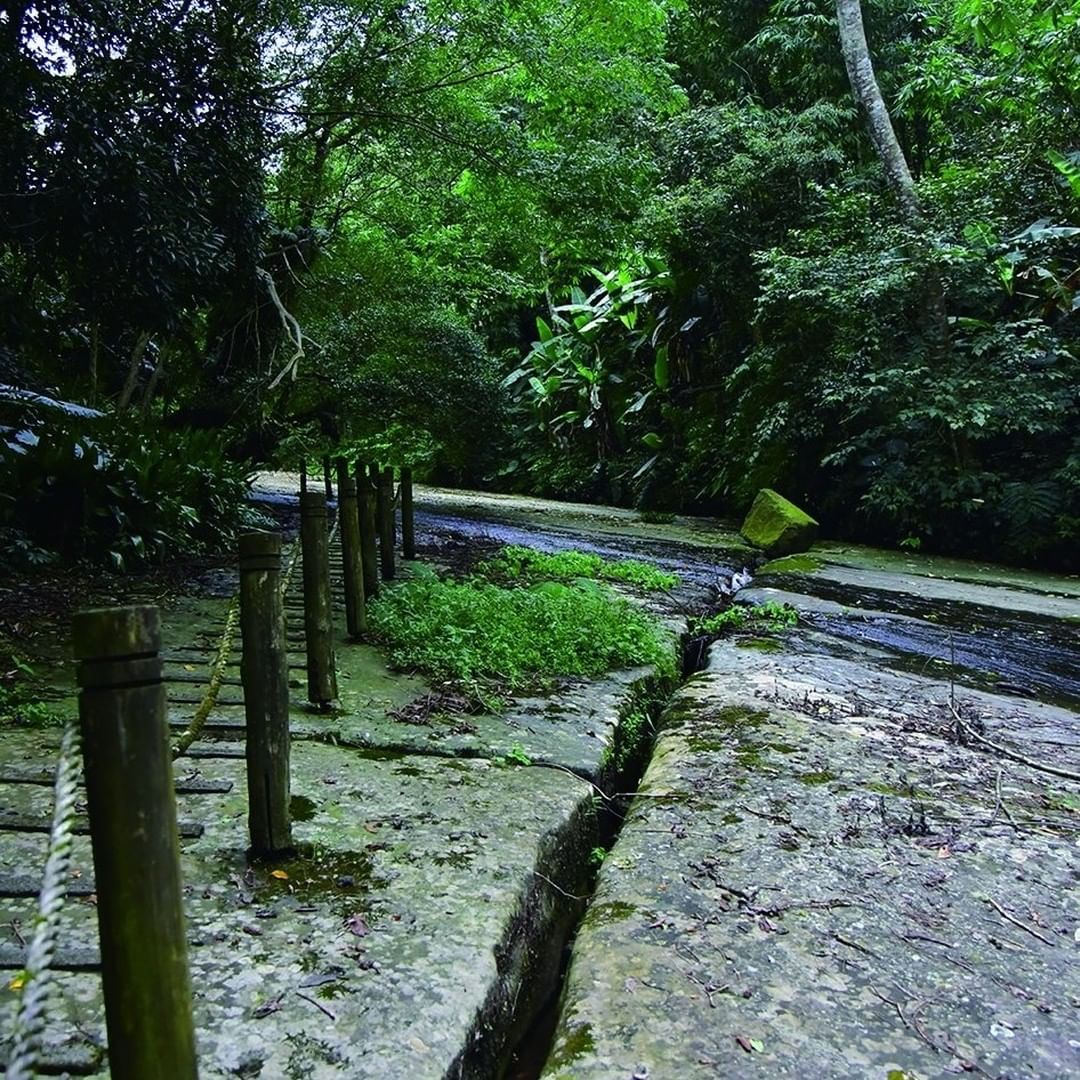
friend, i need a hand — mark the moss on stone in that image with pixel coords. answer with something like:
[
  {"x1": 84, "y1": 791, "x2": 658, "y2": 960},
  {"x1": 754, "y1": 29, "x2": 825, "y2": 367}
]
[
  {"x1": 740, "y1": 489, "x2": 819, "y2": 557},
  {"x1": 735, "y1": 636, "x2": 784, "y2": 652},
  {"x1": 716, "y1": 705, "x2": 771, "y2": 730},
  {"x1": 797, "y1": 770, "x2": 837, "y2": 785},
  {"x1": 759, "y1": 554, "x2": 824, "y2": 575},
  {"x1": 546, "y1": 1023, "x2": 595, "y2": 1072},
  {"x1": 582, "y1": 901, "x2": 637, "y2": 928}
]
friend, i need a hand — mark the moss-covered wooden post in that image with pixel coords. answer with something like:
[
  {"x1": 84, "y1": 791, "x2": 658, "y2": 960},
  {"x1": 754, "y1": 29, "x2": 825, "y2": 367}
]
[
  {"x1": 336, "y1": 458, "x2": 367, "y2": 638},
  {"x1": 299, "y1": 491, "x2": 338, "y2": 707},
  {"x1": 400, "y1": 466, "x2": 416, "y2": 560},
  {"x1": 239, "y1": 533, "x2": 292, "y2": 855},
  {"x1": 322, "y1": 454, "x2": 333, "y2": 504},
  {"x1": 378, "y1": 465, "x2": 396, "y2": 580},
  {"x1": 371, "y1": 462, "x2": 384, "y2": 535},
  {"x1": 356, "y1": 460, "x2": 379, "y2": 600},
  {"x1": 73, "y1": 606, "x2": 197, "y2": 1080}
]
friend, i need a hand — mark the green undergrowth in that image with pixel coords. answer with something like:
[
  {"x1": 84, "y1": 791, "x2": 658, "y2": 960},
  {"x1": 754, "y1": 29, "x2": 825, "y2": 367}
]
[
  {"x1": 367, "y1": 566, "x2": 676, "y2": 696},
  {"x1": 0, "y1": 656, "x2": 65, "y2": 729},
  {"x1": 691, "y1": 600, "x2": 799, "y2": 636},
  {"x1": 478, "y1": 544, "x2": 678, "y2": 592}
]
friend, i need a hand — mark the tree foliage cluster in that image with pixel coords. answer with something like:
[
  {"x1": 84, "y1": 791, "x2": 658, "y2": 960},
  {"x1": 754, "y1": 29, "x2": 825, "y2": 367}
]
[
  {"x1": 1, "y1": 0, "x2": 1077, "y2": 565},
  {"x1": 512, "y1": 0, "x2": 1079, "y2": 564}
]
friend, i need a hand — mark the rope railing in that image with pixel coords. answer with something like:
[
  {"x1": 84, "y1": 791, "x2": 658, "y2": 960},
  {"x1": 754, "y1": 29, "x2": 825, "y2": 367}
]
[
  {"x1": 6, "y1": 719, "x2": 83, "y2": 1080},
  {"x1": 6, "y1": 496, "x2": 351, "y2": 1073},
  {"x1": 171, "y1": 515, "x2": 336, "y2": 760},
  {"x1": 172, "y1": 593, "x2": 240, "y2": 760}
]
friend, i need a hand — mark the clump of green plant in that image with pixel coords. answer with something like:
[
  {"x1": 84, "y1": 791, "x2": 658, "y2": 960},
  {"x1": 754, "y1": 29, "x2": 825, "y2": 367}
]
[
  {"x1": 0, "y1": 658, "x2": 63, "y2": 729},
  {"x1": 692, "y1": 600, "x2": 798, "y2": 636},
  {"x1": 480, "y1": 545, "x2": 678, "y2": 592},
  {"x1": 0, "y1": 417, "x2": 257, "y2": 569},
  {"x1": 604, "y1": 706, "x2": 652, "y2": 774},
  {"x1": 638, "y1": 509, "x2": 675, "y2": 524},
  {"x1": 503, "y1": 743, "x2": 532, "y2": 766},
  {"x1": 367, "y1": 567, "x2": 676, "y2": 694}
]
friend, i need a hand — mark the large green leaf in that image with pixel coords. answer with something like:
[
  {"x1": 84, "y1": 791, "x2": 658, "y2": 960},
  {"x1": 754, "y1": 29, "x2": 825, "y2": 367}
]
[{"x1": 653, "y1": 346, "x2": 670, "y2": 389}]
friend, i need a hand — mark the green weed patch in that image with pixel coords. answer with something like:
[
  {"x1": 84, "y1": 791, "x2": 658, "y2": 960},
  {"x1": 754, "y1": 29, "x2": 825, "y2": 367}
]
[
  {"x1": 479, "y1": 545, "x2": 678, "y2": 592},
  {"x1": 368, "y1": 568, "x2": 675, "y2": 693}
]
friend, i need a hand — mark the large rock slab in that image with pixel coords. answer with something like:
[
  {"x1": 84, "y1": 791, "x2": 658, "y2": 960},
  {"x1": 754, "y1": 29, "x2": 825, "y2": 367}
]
[
  {"x1": 758, "y1": 547, "x2": 1080, "y2": 622},
  {"x1": 747, "y1": 542, "x2": 1080, "y2": 708},
  {"x1": 544, "y1": 639, "x2": 1080, "y2": 1078},
  {"x1": 0, "y1": 737, "x2": 598, "y2": 1077}
]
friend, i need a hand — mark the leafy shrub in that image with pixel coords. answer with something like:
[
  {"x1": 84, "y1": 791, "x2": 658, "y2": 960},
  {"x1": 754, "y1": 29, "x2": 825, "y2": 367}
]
[
  {"x1": 638, "y1": 509, "x2": 675, "y2": 524},
  {"x1": 479, "y1": 545, "x2": 679, "y2": 592},
  {"x1": 692, "y1": 601, "x2": 798, "y2": 635},
  {"x1": 0, "y1": 658, "x2": 63, "y2": 729},
  {"x1": 0, "y1": 417, "x2": 257, "y2": 568},
  {"x1": 367, "y1": 567, "x2": 676, "y2": 692}
]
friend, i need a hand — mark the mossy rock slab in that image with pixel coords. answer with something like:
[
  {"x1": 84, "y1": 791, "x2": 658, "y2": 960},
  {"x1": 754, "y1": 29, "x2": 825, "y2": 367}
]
[
  {"x1": 543, "y1": 640, "x2": 1080, "y2": 1078},
  {"x1": 740, "y1": 488, "x2": 819, "y2": 557}
]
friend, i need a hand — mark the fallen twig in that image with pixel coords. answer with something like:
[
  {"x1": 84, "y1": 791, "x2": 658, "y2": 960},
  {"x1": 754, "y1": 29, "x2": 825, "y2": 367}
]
[
  {"x1": 987, "y1": 767, "x2": 1020, "y2": 831},
  {"x1": 898, "y1": 931, "x2": 956, "y2": 950},
  {"x1": 533, "y1": 871, "x2": 591, "y2": 902},
  {"x1": 951, "y1": 705, "x2": 1080, "y2": 782},
  {"x1": 296, "y1": 989, "x2": 336, "y2": 1021},
  {"x1": 834, "y1": 931, "x2": 876, "y2": 957},
  {"x1": 985, "y1": 897, "x2": 1056, "y2": 948}
]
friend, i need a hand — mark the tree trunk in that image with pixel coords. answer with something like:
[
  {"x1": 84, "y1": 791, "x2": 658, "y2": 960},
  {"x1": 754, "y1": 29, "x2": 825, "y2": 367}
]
[
  {"x1": 836, "y1": 0, "x2": 949, "y2": 356},
  {"x1": 835, "y1": 0, "x2": 921, "y2": 222},
  {"x1": 139, "y1": 354, "x2": 164, "y2": 419},
  {"x1": 117, "y1": 331, "x2": 151, "y2": 411}
]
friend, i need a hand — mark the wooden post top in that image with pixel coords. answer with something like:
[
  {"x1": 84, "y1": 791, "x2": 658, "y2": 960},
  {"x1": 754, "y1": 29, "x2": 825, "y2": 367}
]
[
  {"x1": 300, "y1": 490, "x2": 327, "y2": 516},
  {"x1": 239, "y1": 531, "x2": 282, "y2": 570},
  {"x1": 73, "y1": 606, "x2": 161, "y2": 690},
  {"x1": 339, "y1": 476, "x2": 357, "y2": 498},
  {"x1": 73, "y1": 606, "x2": 160, "y2": 661}
]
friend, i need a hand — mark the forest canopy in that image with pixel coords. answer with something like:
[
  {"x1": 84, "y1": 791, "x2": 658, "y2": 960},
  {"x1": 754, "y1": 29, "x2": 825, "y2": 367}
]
[{"x1": 1, "y1": 0, "x2": 1078, "y2": 566}]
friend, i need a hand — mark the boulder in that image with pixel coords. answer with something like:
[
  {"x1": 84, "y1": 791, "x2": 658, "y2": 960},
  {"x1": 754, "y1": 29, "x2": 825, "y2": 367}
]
[{"x1": 740, "y1": 488, "x2": 818, "y2": 556}]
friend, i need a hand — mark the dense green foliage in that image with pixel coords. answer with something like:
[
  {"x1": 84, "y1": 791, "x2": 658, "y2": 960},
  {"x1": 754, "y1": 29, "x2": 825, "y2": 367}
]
[
  {"x1": 0, "y1": 418, "x2": 258, "y2": 567},
  {"x1": 367, "y1": 567, "x2": 675, "y2": 692},
  {"x1": 692, "y1": 602, "x2": 800, "y2": 636},
  {"x1": 2, "y1": 0, "x2": 1077, "y2": 566},
  {"x1": 0, "y1": 657, "x2": 63, "y2": 729},
  {"x1": 479, "y1": 546, "x2": 679, "y2": 592}
]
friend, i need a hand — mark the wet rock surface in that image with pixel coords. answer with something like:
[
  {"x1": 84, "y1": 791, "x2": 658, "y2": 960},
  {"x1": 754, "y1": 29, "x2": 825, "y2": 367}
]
[
  {"x1": 546, "y1": 643, "x2": 1080, "y2": 1078},
  {"x1": 751, "y1": 544, "x2": 1080, "y2": 709}
]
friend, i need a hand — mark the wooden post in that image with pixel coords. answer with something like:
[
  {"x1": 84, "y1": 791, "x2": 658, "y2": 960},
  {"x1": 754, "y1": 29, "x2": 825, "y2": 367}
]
[
  {"x1": 72, "y1": 606, "x2": 197, "y2": 1080},
  {"x1": 336, "y1": 459, "x2": 367, "y2": 638},
  {"x1": 400, "y1": 466, "x2": 416, "y2": 560},
  {"x1": 299, "y1": 491, "x2": 338, "y2": 707},
  {"x1": 356, "y1": 460, "x2": 379, "y2": 599},
  {"x1": 299, "y1": 459, "x2": 307, "y2": 494},
  {"x1": 371, "y1": 462, "x2": 384, "y2": 536},
  {"x1": 239, "y1": 533, "x2": 292, "y2": 856},
  {"x1": 379, "y1": 465, "x2": 396, "y2": 581},
  {"x1": 323, "y1": 455, "x2": 333, "y2": 504}
]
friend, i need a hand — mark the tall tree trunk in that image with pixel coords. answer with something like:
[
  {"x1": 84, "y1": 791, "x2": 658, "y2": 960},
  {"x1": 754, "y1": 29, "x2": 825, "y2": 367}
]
[
  {"x1": 835, "y1": 0, "x2": 921, "y2": 222},
  {"x1": 835, "y1": 0, "x2": 949, "y2": 357},
  {"x1": 117, "y1": 331, "x2": 151, "y2": 410}
]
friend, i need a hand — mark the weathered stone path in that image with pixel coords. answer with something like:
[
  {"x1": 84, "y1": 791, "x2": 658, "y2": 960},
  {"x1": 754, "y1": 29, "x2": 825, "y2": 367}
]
[
  {"x1": 0, "y1": 490, "x2": 680, "y2": 1077},
  {"x1": 543, "y1": 530, "x2": 1080, "y2": 1078}
]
